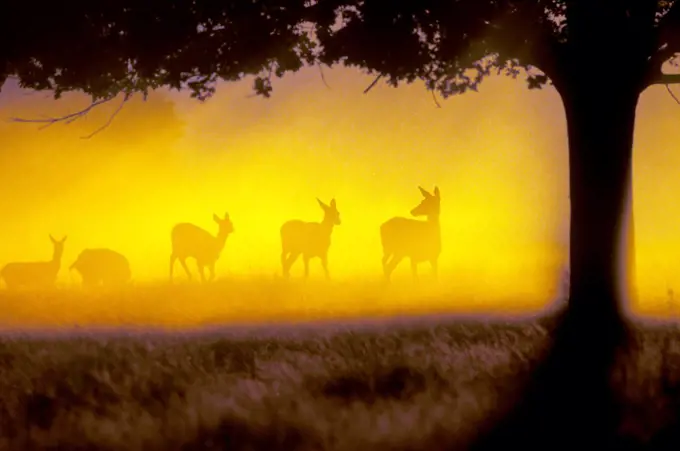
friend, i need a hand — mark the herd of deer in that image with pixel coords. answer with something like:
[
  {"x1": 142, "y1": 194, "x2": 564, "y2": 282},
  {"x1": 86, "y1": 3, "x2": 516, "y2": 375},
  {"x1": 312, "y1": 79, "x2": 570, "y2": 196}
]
[{"x1": 0, "y1": 186, "x2": 441, "y2": 290}]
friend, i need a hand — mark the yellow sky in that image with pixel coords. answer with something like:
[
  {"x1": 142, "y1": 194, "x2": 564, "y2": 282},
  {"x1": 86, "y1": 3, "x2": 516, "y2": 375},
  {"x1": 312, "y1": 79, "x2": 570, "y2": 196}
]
[{"x1": 0, "y1": 66, "x2": 679, "y2": 320}]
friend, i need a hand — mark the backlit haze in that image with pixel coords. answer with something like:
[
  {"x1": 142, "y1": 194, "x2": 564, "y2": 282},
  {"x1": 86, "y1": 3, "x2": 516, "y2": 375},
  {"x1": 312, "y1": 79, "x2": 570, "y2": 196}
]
[{"x1": 0, "y1": 66, "x2": 678, "y2": 326}]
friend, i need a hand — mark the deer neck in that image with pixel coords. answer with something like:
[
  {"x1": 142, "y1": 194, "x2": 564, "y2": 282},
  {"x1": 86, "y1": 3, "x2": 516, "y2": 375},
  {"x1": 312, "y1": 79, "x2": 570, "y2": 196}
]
[
  {"x1": 320, "y1": 218, "x2": 335, "y2": 236},
  {"x1": 51, "y1": 251, "x2": 63, "y2": 269},
  {"x1": 426, "y1": 213, "x2": 440, "y2": 230},
  {"x1": 215, "y1": 233, "x2": 229, "y2": 252}
]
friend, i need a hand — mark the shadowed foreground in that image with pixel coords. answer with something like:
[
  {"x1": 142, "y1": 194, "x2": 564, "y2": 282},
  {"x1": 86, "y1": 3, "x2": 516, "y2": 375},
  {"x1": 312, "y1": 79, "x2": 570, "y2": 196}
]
[{"x1": 1, "y1": 317, "x2": 680, "y2": 450}]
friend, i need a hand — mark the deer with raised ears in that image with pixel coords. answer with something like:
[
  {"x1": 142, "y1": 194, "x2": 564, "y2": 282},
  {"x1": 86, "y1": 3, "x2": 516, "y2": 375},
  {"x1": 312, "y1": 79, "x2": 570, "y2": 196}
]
[
  {"x1": 170, "y1": 213, "x2": 234, "y2": 282},
  {"x1": 380, "y1": 186, "x2": 441, "y2": 283},
  {"x1": 280, "y1": 198, "x2": 341, "y2": 280},
  {"x1": 0, "y1": 235, "x2": 67, "y2": 290}
]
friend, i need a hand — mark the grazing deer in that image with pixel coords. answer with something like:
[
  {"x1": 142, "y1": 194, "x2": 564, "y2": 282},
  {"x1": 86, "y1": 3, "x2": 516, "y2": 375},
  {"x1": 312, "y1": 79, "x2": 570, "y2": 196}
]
[
  {"x1": 70, "y1": 248, "x2": 131, "y2": 288},
  {"x1": 280, "y1": 198, "x2": 341, "y2": 280},
  {"x1": 170, "y1": 213, "x2": 234, "y2": 282},
  {"x1": 380, "y1": 186, "x2": 441, "y2": 283},
  {"x1": 0, "y1": 235, "x2": 67, "y2": 290}
]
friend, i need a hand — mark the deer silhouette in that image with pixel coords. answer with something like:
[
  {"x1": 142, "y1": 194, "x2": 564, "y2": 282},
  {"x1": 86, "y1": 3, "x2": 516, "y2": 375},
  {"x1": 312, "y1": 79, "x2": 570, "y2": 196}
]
[
  {"x1": 70, "y1": 248, "x2": 131, "y2": 288},
  {"x1": 0, "y1": 235, "x2": 67, "y2": 290},
  {"x1": 170, "y1": 213, "x2": 234, "y2": 282},
  {"x1": 280, "y1": 198, "x2": 341, "y2": 280},
  {"x1": 380, "y1": 186, "x2": 441, "y2": 283}
]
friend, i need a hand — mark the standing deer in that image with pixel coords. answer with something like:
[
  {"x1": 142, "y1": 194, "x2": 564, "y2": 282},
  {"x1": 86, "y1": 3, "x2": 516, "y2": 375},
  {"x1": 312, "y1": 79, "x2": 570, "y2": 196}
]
[
  {"x1": 280, "y1": 198, "x2": 341, "y2": 280},
  {"x1": 170, "y1": 213, "x2": 234, "y2": 282},
  {"x1": 0, "y1": 235, "x2": 67, "y2": 290},
  {"x1": 380, "y1": 186, "x2": 441, "y2": 283}
]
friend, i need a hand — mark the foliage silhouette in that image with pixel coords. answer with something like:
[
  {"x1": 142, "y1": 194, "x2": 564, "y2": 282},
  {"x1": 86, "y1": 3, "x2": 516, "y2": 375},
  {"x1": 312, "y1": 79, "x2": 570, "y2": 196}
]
[{"x1": 4, "y1": 0, "x2": 680, "y2": 446}]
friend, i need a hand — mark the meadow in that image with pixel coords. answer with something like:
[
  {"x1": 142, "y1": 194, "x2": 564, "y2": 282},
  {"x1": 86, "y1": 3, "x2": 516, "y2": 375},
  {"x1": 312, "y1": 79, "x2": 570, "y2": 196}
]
[{"x1": 0, "y1": 280, "x2": 679, "y2": 450}]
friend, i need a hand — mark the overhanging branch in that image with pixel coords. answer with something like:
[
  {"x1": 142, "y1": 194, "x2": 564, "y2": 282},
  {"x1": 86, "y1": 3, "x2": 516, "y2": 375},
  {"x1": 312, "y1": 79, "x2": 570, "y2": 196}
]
[
  {"x1": 430, "y1": 89, "x2": 442, "y2": 108},
  {"x1": 363, "y1": 74, "x2": 382, "y2": 94},
  {"x1": 318, "y1": 63, "x2": 331, "y2": 89},
  {"x1": 9, "y1": 93, "x2": 133, "y2": 139},
  {"x1": 80, "y1": 94, "x2": 131, "y2": 139},
  {"x1": 649, "y1": 73, "x2": 680, "y2": 85},
  {"x1": 666, "y1": 84, "x2": 680, "y2": 104}
]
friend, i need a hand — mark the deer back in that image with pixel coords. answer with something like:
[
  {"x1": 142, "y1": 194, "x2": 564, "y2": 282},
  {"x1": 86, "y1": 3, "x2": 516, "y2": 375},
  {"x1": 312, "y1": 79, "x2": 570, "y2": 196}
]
[
  {"x1": 281, "y1": 220, "x2": 334, "y2": 254},
  {"x1": 381, "y1": 217, "x2": 441, "y2": 258},
  {"x1": 71, "y1": 248, "x2": 131, "y2": 280},
  {"x1": 172, "y1": 223, "x2": 223, "y2": 261}
]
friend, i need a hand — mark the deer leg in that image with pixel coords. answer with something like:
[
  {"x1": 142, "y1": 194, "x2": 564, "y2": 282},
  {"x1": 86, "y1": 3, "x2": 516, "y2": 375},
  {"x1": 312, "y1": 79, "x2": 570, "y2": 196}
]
[
  {"x1": 284, "y1": 252, "x2": 300, "y2": 278},
  {"x1": 179, "y1": 258, "x2": 192, "y2": 281},
  {"x1": 198, "y1": 264, "x2": 206, "y2": 283},
  {"x1": 430, "y1": 259, "x2": 438, "y2": 282},
  {"x1": 411, "y1": 258, "x2": 419, "y2": 283},
  {"x1": 382, "y1": 252, "x2": 391, "y2": 277},
  {"x1": 282, "y1": 251, "x2": 296, "y2": 279},
  {"x1": 303, "y1": 255, "x2": 311, "y2": 279},
  {"x1": 320, "y1": 254, "x2": 330, "y2": 280},
  {"x1": 384, "y1": 254, "x2": 404, "y2": 282},
  {"x1": 208, "y1": 263, "x2": 215, "y2": 281},
  {"x1": 281, "y1": 251, "x2": 289, "y2": 278},
  {"x1": 170, "y1": 254, "x2": 177, "y2": 281}
]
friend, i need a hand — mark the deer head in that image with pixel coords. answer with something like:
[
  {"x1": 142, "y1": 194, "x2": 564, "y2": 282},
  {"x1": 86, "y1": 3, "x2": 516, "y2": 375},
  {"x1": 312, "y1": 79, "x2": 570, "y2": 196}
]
[
  {"x1": 410, "y1": 186, "x2": 440, "y2": 218},
  {"x1": 213, "y1": 212, "x2": 234, "y2": 239},
  {"x1": 49, "y1": 234, "x2": 67, "y2": 259},
  {"x1": 317, "y1": 198, "x2": 341, "y2": 225}
]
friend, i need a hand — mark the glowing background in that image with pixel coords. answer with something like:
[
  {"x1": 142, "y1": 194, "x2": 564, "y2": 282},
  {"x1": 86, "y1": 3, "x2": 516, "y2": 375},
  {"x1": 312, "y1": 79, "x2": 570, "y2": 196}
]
[{"x1": 0, "y1": 66, "x2": 677, "y2": 324}]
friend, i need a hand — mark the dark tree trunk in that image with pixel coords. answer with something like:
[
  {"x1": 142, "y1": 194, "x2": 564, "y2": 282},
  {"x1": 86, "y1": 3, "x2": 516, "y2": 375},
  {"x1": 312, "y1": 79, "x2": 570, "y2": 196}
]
[
  {"x1": 557, "y1": 78, "x2": 639, "y2": 442},
  {"x1": 564, "y1": 79, "x2": 638, "y2": 341},
  {"x1": 469, "y1": 77, "x2": 642, "y2": 449}
]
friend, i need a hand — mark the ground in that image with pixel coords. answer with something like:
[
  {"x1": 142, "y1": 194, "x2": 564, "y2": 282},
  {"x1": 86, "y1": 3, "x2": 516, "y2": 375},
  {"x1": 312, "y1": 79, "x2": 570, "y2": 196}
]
[{"x1": 1, "y1": 304, "x2": 680, "y2": 450}]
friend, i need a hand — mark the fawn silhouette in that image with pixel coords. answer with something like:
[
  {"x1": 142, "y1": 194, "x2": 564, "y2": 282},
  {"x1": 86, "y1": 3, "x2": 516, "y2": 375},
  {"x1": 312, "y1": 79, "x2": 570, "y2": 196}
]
[
  {"x1": 280, "y1": 198, "x2": 341, "y2": 280},
  {"x1": 0, "y1": 235, "x2": 67, "y2": 290},
  {"x1": 70, "y1": 248, "x2": 131, "y2": 288},
  {"x1": 380, "y1": 186, "x2": 441, "y2": 283},
  {"x1": 170, "y1": 213, "x2": 234, "y2": 282}
]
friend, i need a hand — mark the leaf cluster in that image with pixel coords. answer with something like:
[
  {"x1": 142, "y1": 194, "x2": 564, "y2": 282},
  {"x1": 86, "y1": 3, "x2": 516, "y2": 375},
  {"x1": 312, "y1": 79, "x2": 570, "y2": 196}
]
[{"x1": 2, "y1": 1, "x2": 680, "y2": 102}]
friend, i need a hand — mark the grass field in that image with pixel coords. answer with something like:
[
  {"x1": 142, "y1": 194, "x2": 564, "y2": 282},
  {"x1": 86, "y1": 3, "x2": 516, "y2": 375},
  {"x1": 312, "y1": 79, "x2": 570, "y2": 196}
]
[
  {"x1": 0, "y1": 281, "x2": 679, "y2": 450},
  {"x1": 0, "y1": 277, "x2": 547, "y2": 327}
]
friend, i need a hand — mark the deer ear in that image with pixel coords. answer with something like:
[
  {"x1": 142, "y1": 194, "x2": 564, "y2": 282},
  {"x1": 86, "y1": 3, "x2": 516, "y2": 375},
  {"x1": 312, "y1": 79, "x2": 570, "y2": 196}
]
[
  {"x1": 213, "y1": 213, "x2": 220, "y2": 223},
  {"x1": 434, "y1": 186, "x2": 440, "y2": 198},
  {"x1": 330, "y1": 199, "x2": 336, "y2": 209},
  {"x1": 61, "y1": 236, "x2": 67, "y2": 243},
  {"x1": 317, "y1": 198, "x2": 327, "y2": 209},
  {"x1": 418, "y1": 186, "x2": 430, "y2": 198},
  {"x1": 49, "y1": 234, "x2": 56, "y2": 244}
]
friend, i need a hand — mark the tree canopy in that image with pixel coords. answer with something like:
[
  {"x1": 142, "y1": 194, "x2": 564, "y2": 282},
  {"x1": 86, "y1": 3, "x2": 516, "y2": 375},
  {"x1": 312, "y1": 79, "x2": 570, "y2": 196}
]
[{"x1": 3, "y1": 1, "x2": 680, "y2": 105}]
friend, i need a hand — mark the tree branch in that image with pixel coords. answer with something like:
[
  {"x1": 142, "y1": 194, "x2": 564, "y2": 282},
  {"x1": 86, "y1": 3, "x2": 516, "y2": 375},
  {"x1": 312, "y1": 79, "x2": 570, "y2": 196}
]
[
  {"x1": 80, "y1": 94, "x2": 131, "y2": 139},
  {"x1": 363, "y1": 74, "x2": 382, "y2": 94},
  {"x1": 9, "y1": 93, "x2": 133, "y2": 139},
  {"x1": 666, "y1": 84, "x2": 680, "y2": 104},
  {"x1": 318, "y1": 63, "x2": 331, "y2": 89},
  {"x1": 648, "y1": 72, "x2": 680, "y2": 85},
  {"x1": 430, "y1": 89, "x2": 442, "y2": 108},
  {"x1": 643, "y1": 0, "x2": 680, "y2": 88}
]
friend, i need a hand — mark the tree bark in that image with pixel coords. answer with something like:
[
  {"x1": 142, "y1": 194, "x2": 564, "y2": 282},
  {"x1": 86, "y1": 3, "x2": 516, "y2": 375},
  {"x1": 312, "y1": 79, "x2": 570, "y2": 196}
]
[
  {"x1": 623, "y1": 179, "x2": 638, "y2": 307},
  {"x1": 469, "y1": 78, "x2": 641, "y2": 449},
  {"x1": 564, "y1": 81, "x2": 638, "y2": 336}
]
